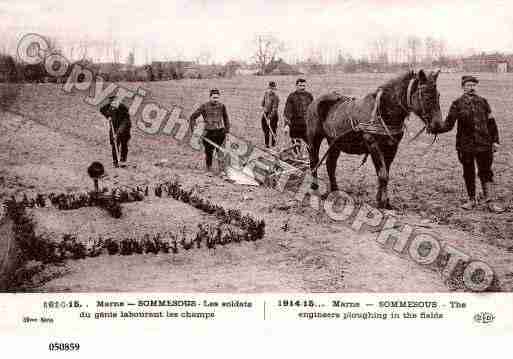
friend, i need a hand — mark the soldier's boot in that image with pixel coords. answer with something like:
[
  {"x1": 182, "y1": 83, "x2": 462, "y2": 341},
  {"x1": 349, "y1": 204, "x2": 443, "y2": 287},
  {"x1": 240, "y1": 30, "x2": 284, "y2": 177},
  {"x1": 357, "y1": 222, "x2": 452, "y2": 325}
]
[
  {"x1": 217, "y1": 157, "x2": 225, "y2": 174},
  {"x1": 112, "y1": 153, "x2": 119, "y2": 168},
  {"x1": 481, "y1": 180, "x2": 490, "y2": 203},
  {"x1": 482, "y1": 181, "x2": 505, "y2": 213},
  {"x1": 461, "y1": 198, "x2": 477, "y2": 210}
]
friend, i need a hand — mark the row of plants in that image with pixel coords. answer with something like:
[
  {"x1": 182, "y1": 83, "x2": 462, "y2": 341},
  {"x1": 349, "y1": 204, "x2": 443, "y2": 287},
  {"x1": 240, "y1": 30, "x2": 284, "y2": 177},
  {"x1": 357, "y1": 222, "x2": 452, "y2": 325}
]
[
  {"x1": 3, "y1": 183, "x2": 265, "y2": 264},
  {"x1": 156, "y1": 180, "x2": 265, "y2": 241},
  {"x1": 6, "y1": 186, "x2": 147, "y2": 211},
  {"x1": 5, "y1": 181, "x2": 265, "y2": 240},
  {"x1": 3, "y1": 199, "x2": 52, "y2": 263},
  {"x1": 3, "y1": 198, "x2": 262, "y2": 264},
  {"x1": 103, "y1": 223, "x2": 257, "y2": 257},
  {"x1": 3, "y1": 186, "x2": 149, "y2": 219}
]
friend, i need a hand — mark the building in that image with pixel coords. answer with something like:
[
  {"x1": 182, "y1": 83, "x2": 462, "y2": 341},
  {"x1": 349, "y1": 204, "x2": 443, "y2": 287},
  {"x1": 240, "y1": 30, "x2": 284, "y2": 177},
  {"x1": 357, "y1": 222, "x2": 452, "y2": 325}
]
[
  {"x1": 183, "y1": 66, "x2": 201, "y2": 79},
  {"x1": 461, "y1": 53, "x2": 507, "y2": 72},
  {"x1": 235, "y1": 64, "x2": 258, "y2": 76},
  {"x1": 497, "y1": 62, "x2": 508, "y2": 73}
]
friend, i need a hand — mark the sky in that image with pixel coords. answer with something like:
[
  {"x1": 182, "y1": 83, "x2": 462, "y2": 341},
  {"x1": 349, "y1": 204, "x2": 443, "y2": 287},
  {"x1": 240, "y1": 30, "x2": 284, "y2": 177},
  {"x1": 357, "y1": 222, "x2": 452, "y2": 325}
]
[{"x1": 1, "y1": 0, "x2": 513, "y2": 64}]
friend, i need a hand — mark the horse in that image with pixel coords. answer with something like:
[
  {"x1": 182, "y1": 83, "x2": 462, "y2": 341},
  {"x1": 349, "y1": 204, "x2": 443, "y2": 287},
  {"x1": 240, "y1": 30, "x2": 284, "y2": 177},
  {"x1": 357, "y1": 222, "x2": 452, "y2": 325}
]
[{"x1": 306, "y1": 70, "x2": 443, "y2": 209}]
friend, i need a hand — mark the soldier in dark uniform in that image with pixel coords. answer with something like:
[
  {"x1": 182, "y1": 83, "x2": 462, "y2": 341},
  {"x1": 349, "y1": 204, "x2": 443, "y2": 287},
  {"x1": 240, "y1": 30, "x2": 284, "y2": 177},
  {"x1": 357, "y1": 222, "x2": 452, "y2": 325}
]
[
  {"x1": 284, "y1": 78, "x2": 314, "y2": 158},
  {"x1": 100, "y1": 95, "x2": 131, "y2": 168},
  {"x1": 437, "y1": 75, "x2": 503, "y2": 212},
  {"x1": 261, "y1": 81, "x2": 280, "y2": 148},
  {"x1": 189, "y1": 88, "x2": 230, "y2": 174}
]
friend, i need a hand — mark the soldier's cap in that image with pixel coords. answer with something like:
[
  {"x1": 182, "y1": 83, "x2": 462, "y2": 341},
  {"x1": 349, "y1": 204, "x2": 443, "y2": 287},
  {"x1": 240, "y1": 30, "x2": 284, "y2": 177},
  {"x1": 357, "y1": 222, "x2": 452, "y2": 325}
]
[
  {"x1": 209, "y1": 88, "x2": 220, "y2": 96},
  {"x1": 107, "y1": 95, "x2": 117, "y2": 100},
  {"x1": 268, "y1": 81, "x2": 277, "y2": 89},
  {"x1": 461, "y1": 75, "x2": 478, "y2": 86},
  {"x1": 296, "y1": 78, "x2": 306, "y2": 85}
]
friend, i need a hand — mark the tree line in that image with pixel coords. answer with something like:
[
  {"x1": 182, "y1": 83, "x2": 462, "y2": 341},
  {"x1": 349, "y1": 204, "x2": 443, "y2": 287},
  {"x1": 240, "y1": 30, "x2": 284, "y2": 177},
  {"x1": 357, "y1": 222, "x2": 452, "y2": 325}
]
[{"x1": 1, "y1": 33, "x2": 512, "y2": 83}]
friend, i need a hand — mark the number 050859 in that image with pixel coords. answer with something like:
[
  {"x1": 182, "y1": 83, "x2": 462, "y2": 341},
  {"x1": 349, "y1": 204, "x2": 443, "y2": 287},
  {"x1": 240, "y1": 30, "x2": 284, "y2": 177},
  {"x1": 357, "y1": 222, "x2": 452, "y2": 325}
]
[{"x1": 48, "y1": 343, "x2": 80, "y2": 351}]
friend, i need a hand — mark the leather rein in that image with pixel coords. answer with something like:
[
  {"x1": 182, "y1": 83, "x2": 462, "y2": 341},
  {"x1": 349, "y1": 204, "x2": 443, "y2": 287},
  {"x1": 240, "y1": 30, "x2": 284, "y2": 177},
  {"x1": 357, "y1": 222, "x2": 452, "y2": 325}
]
[{"x1": 404, "y1": 78, "x2": 437, "y2": 144}]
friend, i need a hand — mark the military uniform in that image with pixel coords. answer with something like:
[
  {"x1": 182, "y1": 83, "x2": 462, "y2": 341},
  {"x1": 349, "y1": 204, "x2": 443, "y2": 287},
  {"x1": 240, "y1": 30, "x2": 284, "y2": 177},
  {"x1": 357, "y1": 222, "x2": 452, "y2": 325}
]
[
  {"x1": 100, "y1": 98, "x2": 131, "y2": 167},
  {"x1": 284, "y1": 87, "x2": 313, "y2": 158},
  {"x1": 261, "y1": 82, "x2": 280, "y2": 147},
  {"x1": 284, "y1": 89, "x2": 313, "y2": 142},
  {"x1": 190, "y1": 98, "x2": 230, "y2": 170},
  {"x1": 439, "y1": 77, "x2": 499, "y2": 203}
]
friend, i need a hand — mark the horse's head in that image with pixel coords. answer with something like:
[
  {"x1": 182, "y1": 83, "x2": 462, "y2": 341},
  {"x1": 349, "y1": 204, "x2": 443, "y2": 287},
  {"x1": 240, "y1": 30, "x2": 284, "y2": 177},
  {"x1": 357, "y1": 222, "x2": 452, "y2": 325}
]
[{"x1": 408, "y1": 69, "x2": 443, "y2": 133}]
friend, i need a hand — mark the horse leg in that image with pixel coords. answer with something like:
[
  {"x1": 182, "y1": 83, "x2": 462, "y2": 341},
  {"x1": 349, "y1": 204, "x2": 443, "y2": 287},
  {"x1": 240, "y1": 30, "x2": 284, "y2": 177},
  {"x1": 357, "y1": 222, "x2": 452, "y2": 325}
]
[
  {"x1": 309, "y1": 134, "x2": 323, "y2": 190},
  {"x1": 381, "y1": 143, "x2": 400, "y2": 210},
  {"x1": 364, "y1": 134, "x2": 388, "y2": 209},
  {"x1": 326, "y1": 141, "x2": 342, "y2": 193}
]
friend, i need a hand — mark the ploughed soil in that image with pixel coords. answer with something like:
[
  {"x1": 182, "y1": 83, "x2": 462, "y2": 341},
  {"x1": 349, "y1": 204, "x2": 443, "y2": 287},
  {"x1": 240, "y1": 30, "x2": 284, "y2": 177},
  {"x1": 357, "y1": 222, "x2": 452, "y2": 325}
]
[{"x1": 1, "y1": 79, "x2": 512, "y2": 292}]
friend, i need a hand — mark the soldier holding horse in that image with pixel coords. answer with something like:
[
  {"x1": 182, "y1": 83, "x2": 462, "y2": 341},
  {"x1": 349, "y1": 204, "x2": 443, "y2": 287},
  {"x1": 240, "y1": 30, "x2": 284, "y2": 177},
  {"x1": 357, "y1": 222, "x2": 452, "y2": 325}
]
[{"x1": 435, "y1": 75, "x2": 503, "y2": 212}]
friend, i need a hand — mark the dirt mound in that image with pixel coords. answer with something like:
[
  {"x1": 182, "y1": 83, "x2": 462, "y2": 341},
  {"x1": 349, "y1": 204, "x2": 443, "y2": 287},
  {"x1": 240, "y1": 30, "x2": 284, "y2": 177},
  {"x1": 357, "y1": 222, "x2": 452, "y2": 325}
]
[{"x1": 31, "y1": 198, "x2": 214, "y2": 242}]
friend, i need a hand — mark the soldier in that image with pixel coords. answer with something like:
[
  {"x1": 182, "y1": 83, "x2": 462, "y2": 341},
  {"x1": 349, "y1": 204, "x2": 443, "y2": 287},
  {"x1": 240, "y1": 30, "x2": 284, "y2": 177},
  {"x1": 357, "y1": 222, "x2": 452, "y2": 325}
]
[
  {"x1": 284, "y1": 78, "x2": 314, "y2": 158},
  {"x1": 100, "y1": 95, "x2": 131, "y2": 168},
  {"x1": 261, "y1": 81, "x2": 280, "y2": 148},
  {"x1": 189, "y1": 88, "x2": 230, "y2": 174},
  {"x1": 436, "y1": 75, "x2": 503, "y2": 212}
]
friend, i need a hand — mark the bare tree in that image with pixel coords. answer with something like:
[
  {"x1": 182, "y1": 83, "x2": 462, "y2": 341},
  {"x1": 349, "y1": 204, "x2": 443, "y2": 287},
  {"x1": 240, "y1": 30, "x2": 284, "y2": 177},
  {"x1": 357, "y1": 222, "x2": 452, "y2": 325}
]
[
  {"x1": 306, "y1": 44, "x2": 323, "y2": 64},
  {"x1": 196, "y1": 49, "x2": 212, "y2": 65},
  {"x1": 77, "y1": 37, "x2": 90, "y2": 61},
  {"x1": 43, "y1": 35, "x2": 61, "y2": 55},
  {"x1": 174, "y1": 46, "x2": 184, "y2": 61},
  {"x1": 112, "y1": 40, "x2": 121, "y2": 64},
  {"x1": 126, "y1": 51, "x2": 135, "y2": 66},
  {"x1": 87, "y1": 39, "x2": 105, "y2": 63},
  {"x1": 252, "y1": 33, "x2": 285, "y2": 74},
  {"x1": 434, "y1": 37, "x2": 447, "y2": 61},
  {"x1": 424, "y1": 36, "x2": 436, "y2": 65},
  {"x1": 371, "y1": 35, "x2": 390, "y2": 67},
  {"x1": 65, "y1": 36, "x2": 91, "y2": 62},
  {"x1": 390, "y1": 36, "x2": 403, "y2": 64},
  {"x1": 145, "y1": 47, "x2": 151, "y2": 64},
  {"x1": 0, "y1": 25, "x2": 9, "y2": 54},
  {"x1": 66, "y1": 40, "x2": 76, "y2": 61},
  {"x1": 406, "y1": 35, "x2": 421, "y2": 66}
]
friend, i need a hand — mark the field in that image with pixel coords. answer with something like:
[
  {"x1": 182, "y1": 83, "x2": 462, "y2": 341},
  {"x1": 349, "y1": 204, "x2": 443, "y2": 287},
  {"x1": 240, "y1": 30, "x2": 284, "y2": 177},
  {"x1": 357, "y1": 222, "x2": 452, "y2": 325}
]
[{"x1": 1, "y1": 72, "x2": 512, "y2": 292}]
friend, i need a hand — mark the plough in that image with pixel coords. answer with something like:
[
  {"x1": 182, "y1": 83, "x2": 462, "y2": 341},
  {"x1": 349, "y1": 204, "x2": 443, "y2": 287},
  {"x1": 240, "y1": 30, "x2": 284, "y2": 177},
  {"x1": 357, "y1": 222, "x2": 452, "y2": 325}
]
[{"x1": 199, "y1": 134, "x2": 309, "y2": 186}]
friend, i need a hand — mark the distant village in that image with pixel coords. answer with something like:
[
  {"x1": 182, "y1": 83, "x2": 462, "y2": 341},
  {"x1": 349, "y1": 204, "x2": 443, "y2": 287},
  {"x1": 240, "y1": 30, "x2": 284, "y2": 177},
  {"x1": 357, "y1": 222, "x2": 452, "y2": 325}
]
[{"x1": 2, "y1": 51, "x2": 513, "y2": 84}]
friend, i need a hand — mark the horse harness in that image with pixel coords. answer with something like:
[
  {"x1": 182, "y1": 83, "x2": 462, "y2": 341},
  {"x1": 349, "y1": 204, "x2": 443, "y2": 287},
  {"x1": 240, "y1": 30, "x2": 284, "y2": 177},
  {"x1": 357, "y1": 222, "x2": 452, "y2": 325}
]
[
  {"x1": 310, "y1": 78, "x2": 433, "y2": 174},
  {"x1": 349, "y1": 78, "x2": 429, "y2": 141}
]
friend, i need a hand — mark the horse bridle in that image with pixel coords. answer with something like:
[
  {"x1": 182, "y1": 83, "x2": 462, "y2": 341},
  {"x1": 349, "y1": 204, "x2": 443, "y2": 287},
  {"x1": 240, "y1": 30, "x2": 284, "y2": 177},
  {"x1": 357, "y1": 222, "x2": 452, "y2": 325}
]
[
  {"x1": 405, "y1": 78, "x2": 429, "y2": 121},
  {"x1": 405, "y1": 78, "x2": 439, "y2": 144}
]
